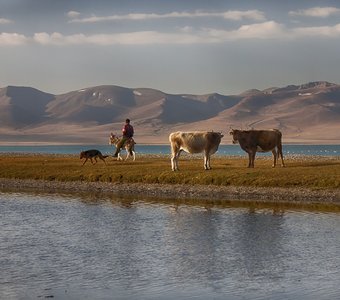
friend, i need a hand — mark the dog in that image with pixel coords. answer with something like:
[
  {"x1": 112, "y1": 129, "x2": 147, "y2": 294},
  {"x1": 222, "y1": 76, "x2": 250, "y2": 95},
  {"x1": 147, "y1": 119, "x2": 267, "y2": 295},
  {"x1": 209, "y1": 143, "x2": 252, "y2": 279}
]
[{"x1": 80, "y1": 149, "x2": 108, "y2": 166}]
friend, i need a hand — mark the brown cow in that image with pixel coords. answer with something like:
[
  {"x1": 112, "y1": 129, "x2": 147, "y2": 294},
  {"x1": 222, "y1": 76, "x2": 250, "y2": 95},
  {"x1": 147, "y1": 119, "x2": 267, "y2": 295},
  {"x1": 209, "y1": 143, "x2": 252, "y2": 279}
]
[
  {"x1": 169, "y1": 131, "x2": 224, "y2": 171},
  {"x1": 230, "y1": 129, "x2": 285, "y2": 168}
]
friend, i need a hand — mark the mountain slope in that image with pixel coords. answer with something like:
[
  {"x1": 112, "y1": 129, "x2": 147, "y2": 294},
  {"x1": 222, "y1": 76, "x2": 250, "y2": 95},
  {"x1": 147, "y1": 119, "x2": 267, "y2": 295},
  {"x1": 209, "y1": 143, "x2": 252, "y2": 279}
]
[
  {"x1": 0, "y1": 81, "x2": 339, "y2": 144},
  {"x1": 0, "y1": 86, "x2": 54, "y2": 127}
]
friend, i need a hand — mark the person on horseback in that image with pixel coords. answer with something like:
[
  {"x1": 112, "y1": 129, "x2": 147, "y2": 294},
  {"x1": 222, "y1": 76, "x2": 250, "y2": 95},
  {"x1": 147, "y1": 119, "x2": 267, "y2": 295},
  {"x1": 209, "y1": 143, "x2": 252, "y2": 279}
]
[{"x1": 113, "y1": 118, "x2": 134, "y2": 157}]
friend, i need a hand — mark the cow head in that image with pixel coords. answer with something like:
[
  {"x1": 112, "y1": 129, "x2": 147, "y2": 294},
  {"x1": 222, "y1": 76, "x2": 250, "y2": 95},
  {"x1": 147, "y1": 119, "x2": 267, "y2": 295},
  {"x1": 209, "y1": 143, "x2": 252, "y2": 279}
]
[
  {"x1": 229, "y1": 129, "x2": 239, "y2": 144},
  {"x1": 215, "y1": 132, "x2": 224, "y2": 139}
]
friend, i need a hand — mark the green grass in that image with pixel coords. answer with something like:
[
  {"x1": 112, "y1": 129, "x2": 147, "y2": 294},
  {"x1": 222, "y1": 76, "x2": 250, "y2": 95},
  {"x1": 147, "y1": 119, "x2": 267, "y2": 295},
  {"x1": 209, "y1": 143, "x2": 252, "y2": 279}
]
[{"x1": 0, "y1": 154, "x2": 339, "y2": 189}]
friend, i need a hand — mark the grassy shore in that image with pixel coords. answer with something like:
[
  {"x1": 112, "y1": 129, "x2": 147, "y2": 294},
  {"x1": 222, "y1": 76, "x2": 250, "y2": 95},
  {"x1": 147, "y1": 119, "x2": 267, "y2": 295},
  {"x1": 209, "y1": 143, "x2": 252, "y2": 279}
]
[{"x1": 0, "y1": 153, "x2": 339, "y2": 208}]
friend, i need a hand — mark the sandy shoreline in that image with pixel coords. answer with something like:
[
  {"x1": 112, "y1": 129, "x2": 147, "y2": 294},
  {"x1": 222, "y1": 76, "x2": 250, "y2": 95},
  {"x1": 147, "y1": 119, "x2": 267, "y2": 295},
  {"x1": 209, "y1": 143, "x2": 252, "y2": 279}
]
[{"x1": 1, "y1": 178, "x2": 339, "y2": 206}]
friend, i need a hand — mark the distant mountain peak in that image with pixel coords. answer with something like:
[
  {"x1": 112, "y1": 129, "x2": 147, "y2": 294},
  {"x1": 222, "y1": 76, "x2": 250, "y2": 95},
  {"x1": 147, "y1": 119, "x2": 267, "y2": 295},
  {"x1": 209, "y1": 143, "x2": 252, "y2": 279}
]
[
  {"x1": 1, "y1": 82, "x2": 340, "y2": 144},
  {"x1": 298, "y1": 81, "x2": 336, "y2": 90},
  {"x1": 240, "y1": 89, "x2": 262, "y2": 96}
]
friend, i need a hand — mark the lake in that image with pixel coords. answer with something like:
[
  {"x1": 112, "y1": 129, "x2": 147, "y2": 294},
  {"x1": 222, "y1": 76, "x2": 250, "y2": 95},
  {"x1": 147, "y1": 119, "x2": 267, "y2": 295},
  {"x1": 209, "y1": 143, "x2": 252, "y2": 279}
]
[
  {"x1": 1, "y1": 191, "x2": 340, "y2": 299},
  {"x1": 0, "y1": 144, "x2": 340, "y2": 156}
]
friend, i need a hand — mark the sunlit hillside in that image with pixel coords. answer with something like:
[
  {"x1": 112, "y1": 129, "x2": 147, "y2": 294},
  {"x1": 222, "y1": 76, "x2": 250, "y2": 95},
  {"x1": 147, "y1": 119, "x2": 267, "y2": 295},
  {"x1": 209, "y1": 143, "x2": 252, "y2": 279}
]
[{"x1": 0, "y1": 81, "x2": 339, "y2": 145}]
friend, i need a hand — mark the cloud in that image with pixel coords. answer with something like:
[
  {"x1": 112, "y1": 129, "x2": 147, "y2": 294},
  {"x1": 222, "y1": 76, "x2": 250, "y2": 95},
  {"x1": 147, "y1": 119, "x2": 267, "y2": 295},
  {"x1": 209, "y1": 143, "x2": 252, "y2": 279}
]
[
  {"x1": 68, "y1": 10, "x2": 266, "y2": 23},
  {"x1": 293, "y1": 24, "x2": 340, "y2": 37},
  {"x1": 289, "y1": 6, "x2": 340, "y2": 18},
  {"x1": 0, "y1": 32, "x2": 28, "y2": 46},
  {"x1": 0, "y1": 18, "x2": 12, "y2": 24},
  {"x1": 4, "y1": 21, "x2": 340, "y2": 47},
  {"x1": 230, "y1": 21, "x2": 286, "y2": 39},
  {"x1": 66, "y1": 11, "x2": 81, "y2": 18},
  {"x1": 221, "y1": 10, "x2": 265, "y2": 21},
  {"x1": 31, "y1": 22, "x2": 287, "y2": 46},
  {"x1": 33, "y1": 31, "x2": 207, "y2": 45}
]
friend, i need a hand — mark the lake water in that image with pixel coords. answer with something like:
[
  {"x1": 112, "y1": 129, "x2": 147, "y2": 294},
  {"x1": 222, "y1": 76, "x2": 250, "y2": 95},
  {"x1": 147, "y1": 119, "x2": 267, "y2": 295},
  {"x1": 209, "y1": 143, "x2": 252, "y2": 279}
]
[
  {"x1": 1, "y1": 191, "x2": 340, "y2": 300},
  {"x1": 0, "y1": 144, "x2": 340, "y2": 156}
]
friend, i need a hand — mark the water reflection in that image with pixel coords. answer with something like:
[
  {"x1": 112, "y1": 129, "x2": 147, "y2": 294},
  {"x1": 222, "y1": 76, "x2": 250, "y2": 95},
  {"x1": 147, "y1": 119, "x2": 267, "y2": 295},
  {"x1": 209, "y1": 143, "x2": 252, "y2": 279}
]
[
  {"x1": 235, "y1": 211, "x2": 285, "y2": 278},
  {"x1": 0, "y1": 191, "x2": 340, "y2": 300}
]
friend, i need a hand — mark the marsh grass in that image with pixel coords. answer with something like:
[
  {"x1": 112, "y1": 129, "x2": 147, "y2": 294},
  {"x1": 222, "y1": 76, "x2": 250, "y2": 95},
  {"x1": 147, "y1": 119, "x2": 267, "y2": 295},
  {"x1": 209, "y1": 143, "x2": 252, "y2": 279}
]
[{"x1": 0, "y1": 154, "x2": 339, "y2": 189}]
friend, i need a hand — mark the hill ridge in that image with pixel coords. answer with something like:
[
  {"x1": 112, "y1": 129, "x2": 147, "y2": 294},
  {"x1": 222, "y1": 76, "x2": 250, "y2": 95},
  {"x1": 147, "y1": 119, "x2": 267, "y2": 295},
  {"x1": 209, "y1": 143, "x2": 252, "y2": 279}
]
[{"x1": 0, "y1": 81, "x2": 339, "y2": 144}]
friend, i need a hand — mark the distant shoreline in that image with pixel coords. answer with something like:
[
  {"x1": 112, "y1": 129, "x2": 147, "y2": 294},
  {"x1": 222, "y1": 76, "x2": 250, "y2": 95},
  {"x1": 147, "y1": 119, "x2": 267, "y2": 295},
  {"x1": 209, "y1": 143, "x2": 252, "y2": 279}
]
[{"x1": 1, "y1": 141, "x2": 340, "y2": 146}]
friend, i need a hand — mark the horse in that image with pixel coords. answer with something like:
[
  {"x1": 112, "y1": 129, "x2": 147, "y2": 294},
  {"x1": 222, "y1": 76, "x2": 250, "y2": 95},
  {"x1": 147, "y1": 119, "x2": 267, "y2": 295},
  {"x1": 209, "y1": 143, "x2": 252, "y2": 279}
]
[{"x1": 109, "y1": 133, "x2": 136, "y2": 161}]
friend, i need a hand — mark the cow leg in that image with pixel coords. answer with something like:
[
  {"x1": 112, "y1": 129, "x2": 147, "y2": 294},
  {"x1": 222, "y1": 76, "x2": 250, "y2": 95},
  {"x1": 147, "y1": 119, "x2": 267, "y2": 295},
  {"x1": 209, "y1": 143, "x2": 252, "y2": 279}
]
[
  {"x1": 171, "y1": 153, "x2": 179, "y2": 171},
  {"x1": 278, "y1": 144, "x2": 285, "y2": 167},
  {"x1": 171, "y1": 149, "x2": 179, "y2": 171},
  {"x1": 247, "y1": 152, "x2": 252, "y2": 168},
  {"x1": 252, "y1": 152, "x2": 256, "y2": 168},
  {"x1": 204, "y1": 152, "x2": 211, "y2": 170},
  {"x1": 248, "y1": 151, "x2": 256, "y2": 168},
  {"x1": 272, "y1": 149, "x2": 277, "y2": 167},
  {"x1": 204, "y1": 154, "x2": 208, "y2": 170}
]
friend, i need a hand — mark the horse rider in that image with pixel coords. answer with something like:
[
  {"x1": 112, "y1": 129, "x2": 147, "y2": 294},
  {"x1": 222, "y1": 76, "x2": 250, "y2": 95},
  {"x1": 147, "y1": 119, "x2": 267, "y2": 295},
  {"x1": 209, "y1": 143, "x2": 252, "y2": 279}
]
[{"x1": 113, "y1": 118, "x2": 134, "y2": 157}]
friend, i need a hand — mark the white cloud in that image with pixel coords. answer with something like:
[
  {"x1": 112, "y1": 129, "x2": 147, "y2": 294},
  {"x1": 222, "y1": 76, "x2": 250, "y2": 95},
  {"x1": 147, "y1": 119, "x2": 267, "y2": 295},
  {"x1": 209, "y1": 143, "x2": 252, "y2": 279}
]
[
  {"x1": 31, "y1": 22, "x2": 287, "y2": 46},
  {"x1": 33, "y1": 31, "x2": 207, "y2": 45},
  {"x1": 68, "y1": 10, "x2": 266, "y2": 23},
  {"x1": 293, "y1": 24, "x2": 340, "y2": 37},
  {"x1": 4, "y1": 21, "x2": 340, "y2": 47},
  {"x1": 0, "y1": 18, "x2": 12, "y2": 24},
  {"x1": 289, "y1": 6, "x2": 340, "y2": 18},
  {"x1": 0, "y1": 32, "x2": 28, "y2": 46},
  {"x1": 221, "y1": 10, "x2": 265, "y2": 21},
  {"x1": 230, "y1": 21, "x2": 286, "y2": 39},
  {"x1": 66, "y1": 11, "x2": 81, "y2": 18}
]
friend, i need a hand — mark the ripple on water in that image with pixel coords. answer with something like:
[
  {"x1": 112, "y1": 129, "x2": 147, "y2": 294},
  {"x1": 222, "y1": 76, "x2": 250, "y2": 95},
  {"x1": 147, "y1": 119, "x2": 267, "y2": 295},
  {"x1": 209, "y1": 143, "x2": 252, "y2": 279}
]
[{"x1": 0, "y1": 192, "x2": 340, "y2": 299}]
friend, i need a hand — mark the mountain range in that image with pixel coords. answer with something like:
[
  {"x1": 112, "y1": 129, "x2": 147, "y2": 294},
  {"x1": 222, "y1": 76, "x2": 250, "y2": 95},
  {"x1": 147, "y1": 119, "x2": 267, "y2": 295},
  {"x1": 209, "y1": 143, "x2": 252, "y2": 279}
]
[{"x1": 0, "y1": 81, "x2": 339, "y2": 145}]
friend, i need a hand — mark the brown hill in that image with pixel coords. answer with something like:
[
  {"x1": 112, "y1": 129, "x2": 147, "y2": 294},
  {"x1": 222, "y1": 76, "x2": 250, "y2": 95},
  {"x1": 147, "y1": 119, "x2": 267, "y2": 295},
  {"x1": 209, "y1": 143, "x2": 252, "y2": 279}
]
[{"x1": 0, "y1": 81, "x2": 339, "y2": 145}]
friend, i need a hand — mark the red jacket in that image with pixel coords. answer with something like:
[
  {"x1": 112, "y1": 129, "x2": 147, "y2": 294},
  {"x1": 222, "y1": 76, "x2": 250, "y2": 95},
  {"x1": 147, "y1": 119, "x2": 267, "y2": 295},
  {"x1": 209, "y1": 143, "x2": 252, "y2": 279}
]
[{"x1": 122, "y1": 124, "x2": 134, "y2": 138}]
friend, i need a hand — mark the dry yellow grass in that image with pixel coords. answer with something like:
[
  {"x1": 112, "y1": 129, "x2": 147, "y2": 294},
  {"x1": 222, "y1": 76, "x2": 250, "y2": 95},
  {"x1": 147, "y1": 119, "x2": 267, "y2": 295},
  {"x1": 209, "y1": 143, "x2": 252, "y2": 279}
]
[{"x1": 0, "y1": 154, "x2": 339, "y2": 189}]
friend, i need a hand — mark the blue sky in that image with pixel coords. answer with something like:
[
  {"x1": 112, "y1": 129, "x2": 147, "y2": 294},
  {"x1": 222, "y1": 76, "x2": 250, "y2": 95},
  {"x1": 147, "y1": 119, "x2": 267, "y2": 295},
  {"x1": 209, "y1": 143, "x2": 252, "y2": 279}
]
[{"x1": 1, "y1": 0, "x2": 340, "y2": 95}]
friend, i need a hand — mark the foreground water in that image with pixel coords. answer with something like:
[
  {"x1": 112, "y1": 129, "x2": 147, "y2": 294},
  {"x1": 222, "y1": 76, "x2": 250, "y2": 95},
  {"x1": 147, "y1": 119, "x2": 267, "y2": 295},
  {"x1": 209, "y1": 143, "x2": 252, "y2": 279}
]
[
  {"x1": 1, "y1": 192, "x2": 339, "y2": 299},
  {"x1": 0, "y1": 144, "x2": 340, "y2": 156}
]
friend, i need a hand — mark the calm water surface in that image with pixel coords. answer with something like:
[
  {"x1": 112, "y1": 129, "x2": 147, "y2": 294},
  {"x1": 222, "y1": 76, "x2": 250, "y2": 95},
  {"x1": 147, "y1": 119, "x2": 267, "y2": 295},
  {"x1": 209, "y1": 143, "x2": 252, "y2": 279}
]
[
  {"x1": 1, "y1": 192, "x2": 340, "y2": 300},
  {"x1": 0, "y1": 144, "x2": 340, "y2": 156}
]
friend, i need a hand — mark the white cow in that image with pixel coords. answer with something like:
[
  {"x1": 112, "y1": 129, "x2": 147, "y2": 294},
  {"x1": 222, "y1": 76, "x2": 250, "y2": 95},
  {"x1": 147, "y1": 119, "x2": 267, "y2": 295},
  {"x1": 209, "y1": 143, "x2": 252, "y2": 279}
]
[{"x1": 169, "y1": 131, "x2": 224, "y2": 171}]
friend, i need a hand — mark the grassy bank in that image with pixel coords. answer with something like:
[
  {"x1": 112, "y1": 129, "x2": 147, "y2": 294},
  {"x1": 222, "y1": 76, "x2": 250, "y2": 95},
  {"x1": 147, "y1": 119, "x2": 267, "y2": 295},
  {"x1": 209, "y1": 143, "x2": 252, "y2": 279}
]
[{"x1": 0, "y1": 154, "x2": 339, "y2": 189}]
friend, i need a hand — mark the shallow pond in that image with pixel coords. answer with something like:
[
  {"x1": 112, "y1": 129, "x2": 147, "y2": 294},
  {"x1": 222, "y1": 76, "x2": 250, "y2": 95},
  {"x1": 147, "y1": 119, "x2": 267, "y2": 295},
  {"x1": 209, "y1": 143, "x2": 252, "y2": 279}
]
[{"x1": 1, "y1": 191, "x2": 340, "y2": 299}]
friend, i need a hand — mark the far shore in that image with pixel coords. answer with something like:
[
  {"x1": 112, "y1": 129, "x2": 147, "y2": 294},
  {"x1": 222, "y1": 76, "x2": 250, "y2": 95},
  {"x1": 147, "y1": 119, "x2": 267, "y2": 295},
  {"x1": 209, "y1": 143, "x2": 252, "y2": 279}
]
[{"x1": 1, "y1": 140, "x2": 340, "y2": 146}]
